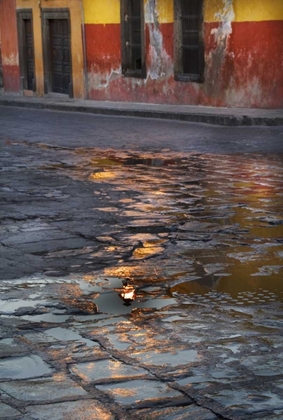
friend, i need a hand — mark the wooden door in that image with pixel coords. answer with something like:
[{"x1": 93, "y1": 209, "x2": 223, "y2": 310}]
[
  {"x1": 49, "y1": 19, "x2": 71, "y2": 94},
  {"x1": 24, "y1": 19, "x2": 35, "y2": 90},
  {"x1": 17, "y1": 10, "x2": 36, "y2": 91}
]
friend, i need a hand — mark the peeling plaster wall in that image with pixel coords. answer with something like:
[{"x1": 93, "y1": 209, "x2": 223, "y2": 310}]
[
  {"x1": 1, "y1": 0, "x2": 282, "y2": 107},
  {"x1": 212, "y1": 0, "x2": 235, "y2": 42},
  {"x1": 145, "y1": 0, "x2": 172, "y2": 81},
  {"x1": 0, "y1": 30, "x2": 3, "y2": 87},
  {"x1": 0, "y1": 0, "x2": 20, "y2": 92},
  {"x1": 204, "y1": 0, "x2": 283, "y2": 108},
  {"x1": 83, "y1": 0, "x2": 283, "y2": 108},
  {"x1": 204, "y1": 0, "x2": 236, "y2": 103},
  {"x1": 83, "y1": 0, "x2": 176, "y2": 103}
]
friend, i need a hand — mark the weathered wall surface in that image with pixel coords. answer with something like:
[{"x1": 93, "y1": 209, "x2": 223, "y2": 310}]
[
  {"x1": 16, "y1": 0, "x2": 85, "y2": 98},
  {"x1": 0, "y1": 29, "x2": 3, "y2": 87},
  {"x1": 0, "y1": 0, "x2": 20, "y2": 92},
  {"x1": 84, "y1": 0, "x2": 283, "y2": 108},
  {"x1": 1, "y1": 0, "x2": 282, "y2": 107},
  {"x1": 205, "y1": 0, "x2": 283, "y2": 108}
]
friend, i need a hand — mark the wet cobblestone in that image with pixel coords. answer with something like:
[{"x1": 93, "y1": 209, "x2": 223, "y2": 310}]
[{"x1": 0, "y1": 108, "x2": 283, "y2": 419}]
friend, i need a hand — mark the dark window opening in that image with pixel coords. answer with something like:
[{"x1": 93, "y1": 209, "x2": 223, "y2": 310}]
[
  {"x1": 121, "y1": 0, "x2": 145, "y2": 78},
  {"x1": 174, "y1": 0, "x2": 204, "y2": 82},
  {"x1": 17, "y1": 10, "x2": 36, "y2": 91}
]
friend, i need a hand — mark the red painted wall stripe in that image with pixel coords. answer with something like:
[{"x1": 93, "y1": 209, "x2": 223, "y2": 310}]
[
  {"x1": 85, "y1": 24, "x2": 121, "y2": 72},
  {"x1": 85, "y1": 19, "x2": 283, "y2": 108},
  {"x1": 0, "y1": 0, "x2": 20, "y2": 92}
]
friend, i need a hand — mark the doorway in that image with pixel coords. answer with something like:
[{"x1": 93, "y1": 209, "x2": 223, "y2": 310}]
[
  {"x1": 42, "y1": 10, "x2": 72, "y2": 96},
  {"x1": 49, "y1": 19, "x2": 70, "y2": 94},
  {"x1": 17, "y1": 10, "x2": 36, "y2": 91}
]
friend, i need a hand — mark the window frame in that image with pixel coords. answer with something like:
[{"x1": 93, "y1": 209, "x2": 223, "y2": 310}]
[
  {"x1": 120, "y1": 0, "x2": 146, "y2": 79},
  {"x1": 174, "y1": 0, "x2": 205, "y2": 83}
]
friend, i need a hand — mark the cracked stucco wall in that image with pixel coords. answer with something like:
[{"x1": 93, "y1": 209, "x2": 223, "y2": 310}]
[
  {"x1": 212, "y1": 0, "x2": 235, "y2": 45},
  {"x1": 1, "y1": 0, "x2": 282, "y2": 107},
  {"x1": 144, "y1": 0, "x2": 173, "y2": 81},
  {"x1": 204, "y1": 0, "x2": 236, "y2": 100},
  {"x1": 84, "y1": 0, "x2": 283, "y2": 107},
  {"x1": 0, "y1": 0, "x2": 20, "y2": 92},
  {"x1": 0, "y1": 31, "x2": 3, "y2": 87},
  {"x1": 83, "y1": 0, "x2": 283, "y2": 107}
]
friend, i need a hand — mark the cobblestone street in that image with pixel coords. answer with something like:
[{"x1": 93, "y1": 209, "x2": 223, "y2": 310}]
[{"x1": 1, "y1": 106, "x2": 283, "y2": 419}]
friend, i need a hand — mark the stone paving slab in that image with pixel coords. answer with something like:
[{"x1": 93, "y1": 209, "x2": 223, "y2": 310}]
[
  {"x1": 0, "y1": 375, "x2": 87, "y2": 402},
  {"x1": 0, "y1": 402, "x2": 21, "y2": 418},
  {"x1": 132, "y1": 405, "x2": 218, "y2": 420},
  {"x1": 25, "y1": 400, "x2": 116, "y2": 420},
  {"x1": 1, "y1": 272, "x2": 283, "y2": 419},
  {"x1": 0, "y1": 355, "x2": 54, "y2": 380},
  {"x1": 71, "y1": 359, "x2": 151, "y2": 383}
]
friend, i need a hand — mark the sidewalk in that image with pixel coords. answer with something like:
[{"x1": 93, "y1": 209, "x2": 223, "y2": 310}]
[{"x1": 1, "y1": 91, "x2": 283, "y2": 126}]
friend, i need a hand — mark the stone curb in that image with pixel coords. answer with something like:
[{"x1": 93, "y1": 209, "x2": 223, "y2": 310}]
[{"x1": 1, "y1": 97, "x2": 283, "y2": 126}]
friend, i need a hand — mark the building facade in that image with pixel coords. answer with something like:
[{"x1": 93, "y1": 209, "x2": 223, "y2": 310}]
[
  {"x1": 0, "y1": 28, "x2": 3, "y2": 87},
  {"x1": 0, "y1": 0, "x2": 282, "y2": 108}
]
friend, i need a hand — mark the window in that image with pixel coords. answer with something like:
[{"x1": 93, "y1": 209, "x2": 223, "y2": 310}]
[
  {"x1": 17, "y1": 10, "x2": 36, "y2": 91},
  {"x1": 121, "y1": 0, "x2": 145, "y2": 78},
  {"x1": 174, "y1": 0, "x2": 204, "y2": 82}
]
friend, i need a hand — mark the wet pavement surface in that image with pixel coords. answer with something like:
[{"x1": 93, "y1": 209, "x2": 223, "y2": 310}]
[{"x1": 1, "y1": 107, "x2": 283, "y2": 419}]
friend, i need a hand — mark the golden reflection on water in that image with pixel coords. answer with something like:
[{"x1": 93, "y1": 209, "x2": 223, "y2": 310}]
[
  {"x1": 133, "y1": 246, "x2": 165, "y2": 258},
  {"x1": 172, "y1": 156, "x2": 283, "y2": 303},
  {"x1": 81, "y1": 152, "x2": 283, "y2": 305},
  {"x1": 89, "y1": 171, "x2": 117, "y2": 180},
  {"x1": 171, "y1": 268, "x2": 283, "y2": 299},
  {"x1": 103, "y1": 265, "x2": 167, "y2": 284}
]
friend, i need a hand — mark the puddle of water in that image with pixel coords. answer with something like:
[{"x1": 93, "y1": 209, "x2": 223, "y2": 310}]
[
  {"x1": 170, "y1": 262, "x2": 283, "y2": 306},
  {"x1": 0, "y1": 299, "x2": 48, "y2": 314},
  {"x1": 94, "y1": 289, "x2": 175, "y2": 315},
  {"x1": 74, "y1": 277, "x2": 176, "y2": 315},
  {"x1": 22, "y1": 313, "x2": 71, "y2": 323},
  {"x1": 0, "y1": 276, "x2": 176, "y2": 321}
]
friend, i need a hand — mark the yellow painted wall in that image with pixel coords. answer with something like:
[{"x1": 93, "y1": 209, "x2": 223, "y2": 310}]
[
  {"x1": 83, "y1": 0, "x2": 120, "y2": 24},
  {"x1": 149, "y1": 0, "x2": 283, "y2": 24},
  {"x1": 16, "y1": 0, "x2": 85, "y2": 98},
  {"x1": 83, "y1": 0, "x2": 173, "y2": 24},
  {"x1": 156, "y1": 0, "x2": 173, "y2": 24},
  {"x1": 205, "y1": 0, "x2": 283, "y2": 22}
]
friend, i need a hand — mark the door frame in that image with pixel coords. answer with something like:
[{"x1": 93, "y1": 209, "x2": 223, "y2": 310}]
[
  {"x1": 42, "y1": 9, "x2": 73, "y2": 97},
  {"x1": 17, "y1": 9, "x2": 36, "y2": 91}
]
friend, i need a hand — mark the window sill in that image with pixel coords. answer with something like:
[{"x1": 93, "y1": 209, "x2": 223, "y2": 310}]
[
  {"x1": 122, "y1": 70, "x2": 146, "y2": 79},
  {"x1": 174, "y1": 73, "x2": 204, "y2": 83}
]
